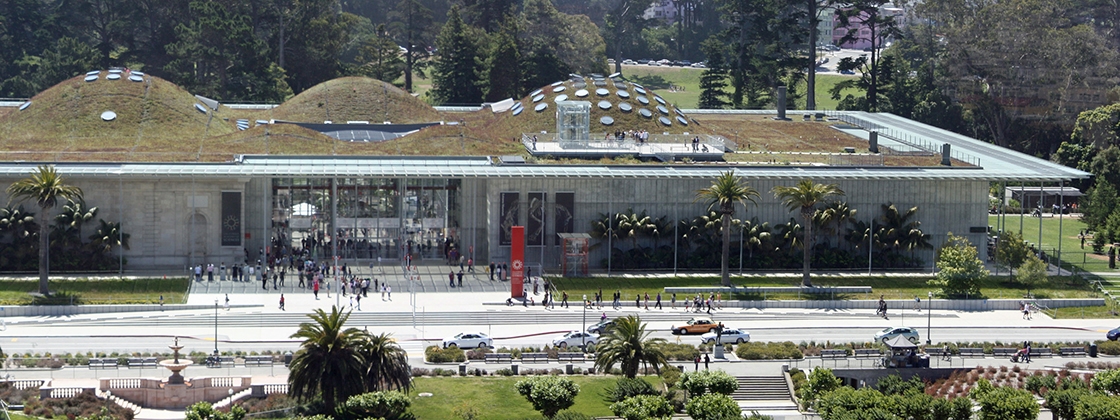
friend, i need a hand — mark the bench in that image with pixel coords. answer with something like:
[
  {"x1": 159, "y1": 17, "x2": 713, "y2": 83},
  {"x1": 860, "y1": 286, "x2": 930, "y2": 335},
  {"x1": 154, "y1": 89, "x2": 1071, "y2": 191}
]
[
  {"x1": 484, "y1": 353, "x2": 513, "y2": 364},
  {"x1": 1060, "y1": 347, "x2": 1087, "y2": 357},
  {"x1": 926, "y1": 348, "x2": 949, "y2": 358},
  {"x1": 244, "y1": 355, "x2": 273, "y2": 366},
  {"x1": 855, "y1": 349, "x2": 881, "y2": 359},
  {"x1": 1029, "y1": 348, "x2": 1053, "y2": 358},
  {"x1": 992, "y1": 348, "x2": 1018, "y2": 358},
  {"x1": 126, "y1": 357, "x2": 157, "y2": 368},
  {"x1": 521, "y1": 353, "x2": 550, "y2": 363},
  {"x1": 88, "y1": 358, "x2": 118, "y2": 369},
  {"x1": 208, "y1": 356, "x2": 236, "y2": 368},
  {"x1": 557, "y1": 352, "x2": 586, "y2": 363},
  {"x1": 820, "y1": 349, "x2": 848, "y2": 366},
  {"x1": 959, "y1": 348, "x2": 985, "y2": 358}
]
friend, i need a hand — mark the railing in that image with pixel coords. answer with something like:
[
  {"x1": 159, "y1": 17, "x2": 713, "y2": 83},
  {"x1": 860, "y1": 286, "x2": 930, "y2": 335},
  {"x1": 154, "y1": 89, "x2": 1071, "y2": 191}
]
[
  {"x1": 2, "y1": 379, "x2": 44, "y2": 390},
  {"x1": 824, "y1": 111, "x2": 981, "y2": 166},
  {"x1": 522, "y1": 133, "x2": 734, "y2": 152},
  {"x1": 107, "y1": 378, "x2": 141, "y2": 389}
]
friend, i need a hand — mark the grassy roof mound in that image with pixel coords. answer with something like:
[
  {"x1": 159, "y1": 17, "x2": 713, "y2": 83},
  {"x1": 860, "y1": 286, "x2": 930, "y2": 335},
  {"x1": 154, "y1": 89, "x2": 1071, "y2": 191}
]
[
  {"x1": 270, "y1": 77, "x2": 441, "y2": 124},
  {"x1": 0, "y1": 72, "x2": 235, "y2": 161}
]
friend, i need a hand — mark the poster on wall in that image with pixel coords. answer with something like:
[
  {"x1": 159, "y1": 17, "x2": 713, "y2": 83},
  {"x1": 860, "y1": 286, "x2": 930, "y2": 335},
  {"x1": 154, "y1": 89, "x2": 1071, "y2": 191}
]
[
  {"x1": 527, "y1": 192, "x2": 545, "y2": 246},
  {"x1": 554, "y1": 192, "x2": 574, "y2": 245},
  {"x1": 500, "y1": 192, "x2": 520, "y2": 246},
  {"x1": 221, "y1": 192, "x2": 242, "y2": 246}
]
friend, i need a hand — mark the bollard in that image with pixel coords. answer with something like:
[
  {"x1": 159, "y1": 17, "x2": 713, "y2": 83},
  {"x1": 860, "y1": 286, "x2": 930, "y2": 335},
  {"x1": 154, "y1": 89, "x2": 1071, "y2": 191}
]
[
  {"x1": 459, "y1": 362, "x2": 468, "y2": 376},
  {"x1": 511, "y1": 363, "x2": 520, "y2": 375}
]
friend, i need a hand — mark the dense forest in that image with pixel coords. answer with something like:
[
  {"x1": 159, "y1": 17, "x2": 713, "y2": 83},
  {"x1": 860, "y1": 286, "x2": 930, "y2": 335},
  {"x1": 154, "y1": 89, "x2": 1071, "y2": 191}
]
[{"x1": 3, "y1": 0, "x2": 1120, "y2": 199}]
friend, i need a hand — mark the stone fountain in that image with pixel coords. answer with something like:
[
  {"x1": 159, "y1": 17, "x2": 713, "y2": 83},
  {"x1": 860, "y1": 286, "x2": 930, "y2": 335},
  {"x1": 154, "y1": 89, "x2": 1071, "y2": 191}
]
[{"x1": 159, "y1": 336, "x2": 193, "y2": 384}]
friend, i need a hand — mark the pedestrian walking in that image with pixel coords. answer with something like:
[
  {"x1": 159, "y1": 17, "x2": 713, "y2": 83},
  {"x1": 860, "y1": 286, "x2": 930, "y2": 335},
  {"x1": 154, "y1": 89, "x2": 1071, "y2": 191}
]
[
  {"x1": 381, "y1": 284, "x2": 387, "y2": 300},
  {"x1": 356, "y1": 293, "x2": 361, "y2": 310},
  {"x1": 279, "y1": 294, "x2": 285, "y2": 311},
  {"x1": 313, "y1": 279, "x2": 320, "y2": 300},
  {"x1": 671, "y1": 293, "x2": 676, "y2": 309},
  {"x1": 468, "y1": 258, "x2": 474, "y2": 273},
  {"x1": 224, "y1": 294, "x2": 230, "y2": 311},
  {"x1": 386, "y1": 285, "x2": 391, "y2": 300},
  {"x1": 558, "y1": 291, "x2": 567, "y2": 308},
  {"x1": 704, "y1": 354, "x2": 710, "y2": 370},
  {"x1": 655, "y1": 293, "x2": 662, "y2": 310},
  {"x1": 694, "y1": 355, "x2": 700, "y2": 372},
  {"x1": 489, "y1": 262, "x2": 496, "y2": 280},
  {"x1": 636, "y1": 294, "x2": 641, "y2": 308},
  {"x1": 457, "y1": 270, "x2": 464, "y2": 287},
  {"x1": 644, "y1": 293, "x2": 650, "y2": 310},
  {"x1": 159, "y1": 295, "x2": 164, "y2": 309},
  {"x1": 207, "y1": 264, "x2": 214, "y2": 281},
  {"x1": 449, "y1": 270, "x2": 455, "y2": 287},
  {"x1": 279, "y1": 269, "x2": 285, "y2": 287}
]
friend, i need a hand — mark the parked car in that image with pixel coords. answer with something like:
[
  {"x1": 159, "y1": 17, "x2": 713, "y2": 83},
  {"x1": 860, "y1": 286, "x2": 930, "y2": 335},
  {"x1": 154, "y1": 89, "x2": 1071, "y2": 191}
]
[
  {"x1": 607, "y1": 58, "x2": 616, "y2": 64},
  {"x1": 587, "y1": 318, "x2": 616, "y2": 334},
  {"x1": 442, "y1": 332, "x2": 493, "y2": 349},
  {"x1": 657, "y1": 59, "x2": 672, "y2": 65},
  {"x1": 622, "y1": 59, "x2": 637, "y2": 65},
  {"x1": 636, "y1": 59, "x2": 650, "y2": 64},
  {"x1": 690, "y1": 62, "x2": 706, "y2": 68},
  {"x1": 672, "y1": 318, "x2": 719, "y2": 335},
  {"x1": 1108, "y1": 326, "x2": 1120, "y2": 341},
  {"x1": 680, "y1": 60, "x2": 692, "y2": 67},
  {"x1": 874, "y1": 327, "x2": 920, "y2": 344},
  {"x1": 700, "y1": 328, "x2": 750, "y2": 344},
  {"x1": 553, "y1": 331, "x2": 599, "y2": 348},
  {"x1": 647, "y1": 61, "x2": 660, "y2": 66}
]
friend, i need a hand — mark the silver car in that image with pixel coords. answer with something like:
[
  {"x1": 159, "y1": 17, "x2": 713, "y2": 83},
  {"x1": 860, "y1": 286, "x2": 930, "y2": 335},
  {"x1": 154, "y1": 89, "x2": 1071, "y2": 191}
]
[
  {"x1": 701, "y1": 329, "x2": 750, "y2": 344},
  {"x1": 874, "y1": 327, "x2": 919, "y2": 344},
  {"x1": 552, "y1": 331, "x2": 599, "y2": 348},
  {"x1": 442, "y1": 332, "x2": 493, "y2": 349}
]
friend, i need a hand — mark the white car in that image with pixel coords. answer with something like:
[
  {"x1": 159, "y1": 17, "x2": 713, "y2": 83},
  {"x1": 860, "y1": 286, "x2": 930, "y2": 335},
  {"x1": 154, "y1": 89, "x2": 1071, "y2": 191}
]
[
  {"x1": 442, "y1": 332, "x2": 493, "y2": 349},
  {"x1": 873, "y1": 327, "x2": 920, "y2": 344},
  {"x1": 701, "y1": 329, "x2": 750, "y2": 344},
  {"x1": 622, "y1": 59, "x2": 636, "y2": 65},
  {"x1": 552, "y1": 331, "x2": 599, "y2": 348}
]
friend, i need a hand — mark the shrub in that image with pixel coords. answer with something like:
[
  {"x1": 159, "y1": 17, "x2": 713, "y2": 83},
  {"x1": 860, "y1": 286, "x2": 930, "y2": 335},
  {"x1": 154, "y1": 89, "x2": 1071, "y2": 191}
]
[
  {"x1": 495, "y1": 368, "x2": 514, "y2": 376},
  {"x1": 465, "y1": 348, "x2": 491, "y2": 360},
  {"x1": 1026, "y1": 373, "x2": 1057, "y2": 394},
  {"x1": 605, "y1": 378, "x2": 659, "y2": 403},
  {"x1": 686, "y1": 393, "x2": 741, "y2": 420},
  {"x1": 610, "y1": 394, "x2": 673, "y2": 420},
  {"x1": 654, "y1": 343, "x2": 700, "y2": 361},
  {"x1": 1097, "y1": 340, "x2": 1120, "y2": 356},
  {"x1": 425, "y1": 346, "x2": 466, "y2": 363},
  {"x1": 680, "y1": 370, "x2": 738, "y2": 396},
  {"x1": 411, "y1": 367, "x2": 430, "y2": 377},
  {"x1": 515, "y1": 376, "x2": 580, "y2": 418},
  {"x1": 734, "y1": 342, "x2": 803, "y2": 360},
  {"x1": 337, "y1": 391, "x2": 411, "y2": 420},
  {"x1": 552, "y1": 411, "x2": 593, "y2": 420},
  {"x1": 660, "y1": 365, "x2": 682, "y2": 388}
]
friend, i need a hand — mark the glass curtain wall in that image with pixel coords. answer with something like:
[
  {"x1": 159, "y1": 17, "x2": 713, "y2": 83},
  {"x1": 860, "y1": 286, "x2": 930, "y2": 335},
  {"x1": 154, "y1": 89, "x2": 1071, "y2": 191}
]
[{"x1": 271, "y1": 178, "x2": 460, "y2": 264}]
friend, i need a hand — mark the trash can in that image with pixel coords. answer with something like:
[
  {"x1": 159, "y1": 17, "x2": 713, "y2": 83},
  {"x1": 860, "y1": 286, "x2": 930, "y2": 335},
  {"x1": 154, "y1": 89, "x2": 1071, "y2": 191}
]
[
  {"x1": 1090, "y1": 343, "x2": 1098, "y2": 358},
  {"x1": 511, "y1": 363, "x2": 520, "y2": 375},
  {"x1": 459, "y1": 362, "x2": 468, "y2": 376},
  {"x1": 284, "y1": 351, "x2": 293, "y2": 366},
  {"x1": 565, "y1": 363, "x2": 574, "y2": 375}
]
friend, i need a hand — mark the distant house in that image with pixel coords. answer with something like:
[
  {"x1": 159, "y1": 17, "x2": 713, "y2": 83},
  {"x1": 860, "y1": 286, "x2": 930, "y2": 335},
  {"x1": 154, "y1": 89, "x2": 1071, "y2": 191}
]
[
  {"x1": 643, "y1": 0, "x2": 679, "y2": 23},
  {"x1": 831, "y1": 4, "x2": 905, "y2": 50}
]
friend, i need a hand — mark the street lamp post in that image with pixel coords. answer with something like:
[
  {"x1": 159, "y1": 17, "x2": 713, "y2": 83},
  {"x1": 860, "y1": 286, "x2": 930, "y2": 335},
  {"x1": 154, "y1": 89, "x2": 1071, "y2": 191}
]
[
  {"x1": 581, "y1": 294, "x2": 587, "y2": 348},
  {"x1": 214, "y1": 299, "x2": 219, "y2": 355},
  {"x1": 926, "y1": 291, "x2": 932, "y2": 345}
]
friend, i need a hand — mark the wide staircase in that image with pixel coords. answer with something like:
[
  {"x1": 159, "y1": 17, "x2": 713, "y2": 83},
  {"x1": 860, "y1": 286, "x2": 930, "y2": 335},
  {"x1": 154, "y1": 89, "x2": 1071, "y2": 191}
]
[{"x1": 732, "y1": 376, "x2": 798, "y2": 412}]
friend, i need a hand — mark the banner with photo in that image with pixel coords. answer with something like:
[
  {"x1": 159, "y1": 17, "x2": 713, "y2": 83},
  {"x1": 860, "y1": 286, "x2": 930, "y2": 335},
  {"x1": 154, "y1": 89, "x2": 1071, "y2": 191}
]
[
  {"x1": 527, "y1": 192, "x2": 545, "y2": 246},
  {"x1": 554, "y1": 192, "x2": 575, "y2": 245},
  {"x1": 500, "y1": 192, "x2": 519, "y2": 246}
]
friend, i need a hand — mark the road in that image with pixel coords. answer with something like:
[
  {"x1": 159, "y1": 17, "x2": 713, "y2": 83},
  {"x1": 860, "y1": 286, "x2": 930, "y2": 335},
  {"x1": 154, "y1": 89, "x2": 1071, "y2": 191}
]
[{"x1": 0, "y1": 295, "x2": 1108, "y2": 357}]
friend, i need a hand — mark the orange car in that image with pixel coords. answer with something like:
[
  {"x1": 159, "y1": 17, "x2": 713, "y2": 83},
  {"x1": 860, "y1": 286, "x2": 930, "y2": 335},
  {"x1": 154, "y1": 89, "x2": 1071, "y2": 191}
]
[{"x1": 672, "y1": 318, "x2": 719, "y2": 335}]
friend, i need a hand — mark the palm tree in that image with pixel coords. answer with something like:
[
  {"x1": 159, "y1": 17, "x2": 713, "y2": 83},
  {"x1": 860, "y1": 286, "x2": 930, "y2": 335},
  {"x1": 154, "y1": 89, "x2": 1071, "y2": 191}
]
[
  {"x1": 594, "y1": 315, "x2": 668, "y2": 378},
  {"x1": 772, "y1": 179, "x2": 844, "y2": 287},
  {"x1": 288, "y1": 306, "x2": 367, "y2": 414},
  {"x1": 358, "y1": 332, "x2": 412, "y2": 392},
  {"x1": 695, "y1": 171, "x2": 760, "y2": 286},
  {"x1": 7, "y1": 165, "x2": 83, "y2": 295}
]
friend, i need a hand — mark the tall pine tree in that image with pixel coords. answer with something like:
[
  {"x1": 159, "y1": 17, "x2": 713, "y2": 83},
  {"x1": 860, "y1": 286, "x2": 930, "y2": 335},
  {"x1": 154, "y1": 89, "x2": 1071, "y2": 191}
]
[
  {"x1": 698, "y1": 38, "x2": 730, "y2": 109},
  {"x1": 485, "y1": 18, "x2": 521, "y2": 102},
  {"x1": 431, "y1": 5, "x2": 484, "y2": 105}
]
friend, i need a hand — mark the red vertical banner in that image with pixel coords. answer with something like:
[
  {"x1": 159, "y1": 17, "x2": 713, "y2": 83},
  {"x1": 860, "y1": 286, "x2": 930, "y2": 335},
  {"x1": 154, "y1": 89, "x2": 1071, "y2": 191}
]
[{"x1": 511, "y1": 226, "x2": 525, "y2": 298}]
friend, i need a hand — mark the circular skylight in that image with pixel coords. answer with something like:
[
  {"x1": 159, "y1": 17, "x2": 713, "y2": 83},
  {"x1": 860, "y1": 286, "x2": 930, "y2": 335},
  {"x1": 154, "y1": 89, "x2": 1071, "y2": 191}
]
[
  {"x1": 617, "y1": 91, "x2": 630, "y2": 99},
  {"x1": 596, "y1": 88, "x2": 610, "y2": 96},
  {"x1": 614, "y1": 82, "x2": 627, "y2": 90},
  {"x1": 655, "y1": 96, "x2": 666, "y2": 105},
  {"x1": 101, "y1": 111, "x2": 117, "y2": 121},
  {"x1": 598, "y1": 100, "x2": 612, "y2": 110},
  {"x1": 535, "y1": 103, "x2": 548, "y2": 112},
  {"x1": 637, "y1": 96, "x2": 649, "y2": 105},
  {"x1": 106, "y1": 74, "x2": 121, "y2": 80},
  {"x1": 659, "y1": 116, "x2": 672, "y2": 126},
  {"x1": 635, "y1": 87, "x2": 647, "y2": 95},
  {"x1": 639, "y1": 108, "x2": 653, "y2": 118},
  {"x1": 18, "y1": 101, "x2": 31, "y2": 111},
  {"x1": 194, "y1": 103, "x2": 208, "y2": 114},
  {"x1": 531, "y1": 89, "x2": 543, "y2": 96},
  {"x1": 108, "y1": 69, "x2": 122, "y2": 74},
  {"x1": 677, "y1": 116, "x2": 689, "y2": 126},
  {"x1": 573, "y1": 82, "x2": 587, "y2": 89},
  {"x1": 129, "y1": 75, "x2": 143, "y2": 82},
  {"x1": 84, "y1": 75, "x2": 98, "y2": 82},
  {"x1": 575, "y1": 89, "x2": 589, "y2": 98},
  {"x1": 512, "y1": 107, "x2": 524, "y2": 116},
  {"x1": 600, "y1": 116, "x2": 615, "y2": 126},
  {"x1": 608, "y1": 72, "x2": 621, "y2": 78},
  {"x1": 657, "y1": 105, "x2": 669, "y2": 115},
  {"x1": 551, "y1": 81, "x2": 563, "y2": 87},
  {"x1": 532, "y1": 94, "x2": 545, "y2": 102},
  {"x1": 86, "y1": 70, "x2": 100, "y2": 76},
  {"x1": 554, "y1": 94, "x2": 569, "y2": 102},
  {"x1": 619, "y1": 102, "x2": 633, "y2": 112},
  {"x1": 552, "y1": 86, "x2": 566, "y2": 93}
]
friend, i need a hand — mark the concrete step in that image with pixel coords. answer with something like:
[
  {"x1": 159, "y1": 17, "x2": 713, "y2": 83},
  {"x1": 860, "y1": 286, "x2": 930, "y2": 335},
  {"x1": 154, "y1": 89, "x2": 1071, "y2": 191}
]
[{"x1": 732, "y1": 376, "x2": 792, "y2": 402}]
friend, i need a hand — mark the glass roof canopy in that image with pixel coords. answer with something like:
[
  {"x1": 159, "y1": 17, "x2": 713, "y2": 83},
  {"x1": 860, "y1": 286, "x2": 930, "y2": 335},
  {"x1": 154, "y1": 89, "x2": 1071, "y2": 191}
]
[{"x1": 0, "y1": 111, "x2": 1089, "y2": 183}]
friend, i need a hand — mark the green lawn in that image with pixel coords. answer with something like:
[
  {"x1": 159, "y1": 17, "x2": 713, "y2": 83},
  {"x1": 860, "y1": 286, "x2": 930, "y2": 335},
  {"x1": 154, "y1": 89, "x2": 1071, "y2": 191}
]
[
  {"x1": 408, "y1": 375, "x2": 663, "y2": 419},
  {"x1": 987, "y1": 215, "x2": 1100, "y2": 272},
  {"x1": 0, "y1": 277, "x2": 190, "y2": 305},
  {"x1": 616, "y1": 65, "x2": 856, "y2": 110}
]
